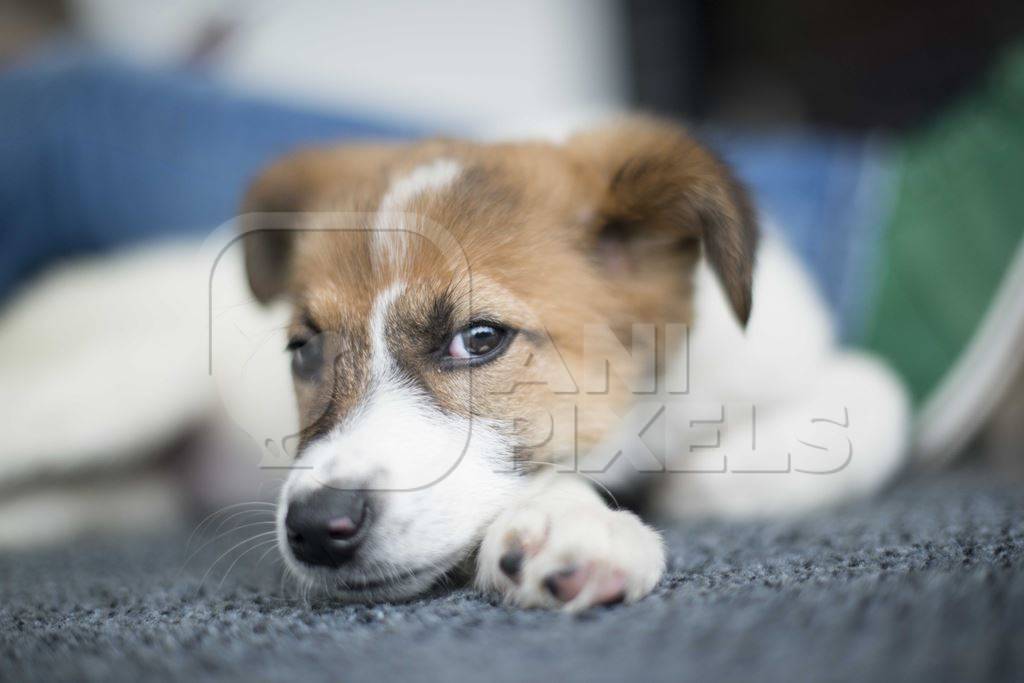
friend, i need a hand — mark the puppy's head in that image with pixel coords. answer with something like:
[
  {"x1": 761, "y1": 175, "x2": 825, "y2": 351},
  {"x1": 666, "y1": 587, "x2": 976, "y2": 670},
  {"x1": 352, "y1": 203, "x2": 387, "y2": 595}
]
[{"x1": 240, "y1": 117, "x2": 757, "y2": 600}]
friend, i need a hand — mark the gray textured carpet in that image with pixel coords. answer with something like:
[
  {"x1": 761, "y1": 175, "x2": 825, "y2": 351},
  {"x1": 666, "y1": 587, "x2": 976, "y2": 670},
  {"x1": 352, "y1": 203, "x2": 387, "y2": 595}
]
[{"x1": 1, "y1": 469, "x2": 1022, "y2": 683}]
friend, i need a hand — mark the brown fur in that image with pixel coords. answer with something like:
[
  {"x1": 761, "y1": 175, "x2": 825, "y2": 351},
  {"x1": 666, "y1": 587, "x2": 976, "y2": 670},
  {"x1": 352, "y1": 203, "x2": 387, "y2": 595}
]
[{"x1": 240, "y1": 117, "x2": 759, "y2": 467}]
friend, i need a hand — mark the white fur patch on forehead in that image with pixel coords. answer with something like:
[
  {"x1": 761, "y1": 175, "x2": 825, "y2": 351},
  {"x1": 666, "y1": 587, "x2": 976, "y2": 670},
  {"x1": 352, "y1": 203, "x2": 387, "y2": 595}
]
[
  {"x1": 373, "y1": 158, "x2": 462, "y2": 270},
  {"x1": 368, "y1": 281, "x2": 406, "y2": 383}
]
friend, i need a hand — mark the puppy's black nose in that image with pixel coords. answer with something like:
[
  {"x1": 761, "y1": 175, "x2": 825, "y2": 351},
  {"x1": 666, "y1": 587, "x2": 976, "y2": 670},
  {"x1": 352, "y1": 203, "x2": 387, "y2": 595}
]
[{"x1": 285, "y1": 487, "x2": 371, "y2": 567}]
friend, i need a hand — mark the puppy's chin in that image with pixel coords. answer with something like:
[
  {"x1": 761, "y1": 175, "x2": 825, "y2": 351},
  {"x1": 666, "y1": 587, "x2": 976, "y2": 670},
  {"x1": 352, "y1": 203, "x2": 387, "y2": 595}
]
[{"x1": 279, "y1": 542, "x2": 463, "y2": 603}]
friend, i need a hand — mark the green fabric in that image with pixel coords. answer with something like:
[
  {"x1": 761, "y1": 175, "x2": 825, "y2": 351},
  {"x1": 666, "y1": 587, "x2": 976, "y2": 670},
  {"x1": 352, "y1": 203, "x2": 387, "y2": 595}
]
[{"x1": 862, "y1": 43, "x2": 1024, "y2": 405}]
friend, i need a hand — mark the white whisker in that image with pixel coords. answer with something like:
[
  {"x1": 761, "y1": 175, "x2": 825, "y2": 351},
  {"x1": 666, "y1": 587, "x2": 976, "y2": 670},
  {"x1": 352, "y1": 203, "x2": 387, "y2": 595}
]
[
  {"x1": 256, "y1": 539, "x2": 282, "y2": 568},
  {"x1": 179, "y1": 521, "x2": 277, "y2": 575},
  {"x1": 217, "y1": 538, "x2": 279, "y2": 590},
  {"x1": 211, "y1": 507, "x2": 276, "y2": 537},
  {"x1": 196, "y1": 531, "x2": 278, "y2": 592},
  {"x1": 185, "y1": 501, "x2": 277, "y2": 551}
]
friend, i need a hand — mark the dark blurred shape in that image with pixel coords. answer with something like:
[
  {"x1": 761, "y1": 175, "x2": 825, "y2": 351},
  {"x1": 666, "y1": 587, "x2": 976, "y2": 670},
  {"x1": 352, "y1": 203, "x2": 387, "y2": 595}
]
[
  {"x1": 979, "y1": 357, "x2": 1024, "y2": 480},
  {"x1": 624, "y1": 1, "x2": 708, "y2": 121},
  {"x1": 184, "y1": 17, "x2": 239, "y2": 68},
  {"x1": 625, "y1": 0, "x2": 1024, "y2": 130},
  {"x1": 0, "y1": 0, "x2": 68, "y2": 64}
]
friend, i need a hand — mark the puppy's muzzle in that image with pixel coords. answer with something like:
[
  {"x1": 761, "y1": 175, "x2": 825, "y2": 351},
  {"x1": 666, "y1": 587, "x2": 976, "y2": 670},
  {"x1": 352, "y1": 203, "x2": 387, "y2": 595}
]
[{"x1": 285, "y1": 487, "x2": 372, "y2": 567}]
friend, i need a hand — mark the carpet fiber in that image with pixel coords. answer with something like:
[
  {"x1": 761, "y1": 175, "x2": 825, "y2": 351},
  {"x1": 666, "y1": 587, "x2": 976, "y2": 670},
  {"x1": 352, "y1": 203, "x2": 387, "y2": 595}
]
[{"x1": 1, "y1": 469, "x2": 1022, "y2": 682}]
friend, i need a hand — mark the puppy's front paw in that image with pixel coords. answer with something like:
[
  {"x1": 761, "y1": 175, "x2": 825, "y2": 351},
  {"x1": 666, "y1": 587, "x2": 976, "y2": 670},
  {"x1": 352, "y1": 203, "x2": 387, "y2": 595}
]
[{"x1": 476, "y1": 498, "x2": 665, "y2": 612}]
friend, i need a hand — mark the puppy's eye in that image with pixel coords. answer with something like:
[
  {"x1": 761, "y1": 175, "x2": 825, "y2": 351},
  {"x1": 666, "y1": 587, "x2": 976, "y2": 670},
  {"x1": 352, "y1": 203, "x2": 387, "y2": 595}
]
[
  {"x1": 288, "y1": 334, "x2": 323, "y2": 380},
  {"x1": 445, "y1": 323, "x2": 510, "y2": 364}
]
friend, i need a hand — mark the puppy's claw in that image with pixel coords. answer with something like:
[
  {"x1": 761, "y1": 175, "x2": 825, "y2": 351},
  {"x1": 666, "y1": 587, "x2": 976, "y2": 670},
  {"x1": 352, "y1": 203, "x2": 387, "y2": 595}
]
[
  {"x1": 546, "y1": 565, "x2": 628, "y2": 609},
  {"x1": 498, "y1": 548, "x2": 525, "y2": 582},
  {"x1": 543, "y1": 565, "x2": 584, "y2": 601}
]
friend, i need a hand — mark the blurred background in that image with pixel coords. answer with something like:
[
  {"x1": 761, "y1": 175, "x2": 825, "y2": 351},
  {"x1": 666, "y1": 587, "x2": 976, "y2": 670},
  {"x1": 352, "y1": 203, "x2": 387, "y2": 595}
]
[{"x1": 0, "y1": 0, "x2": 1023, "y2": 545}]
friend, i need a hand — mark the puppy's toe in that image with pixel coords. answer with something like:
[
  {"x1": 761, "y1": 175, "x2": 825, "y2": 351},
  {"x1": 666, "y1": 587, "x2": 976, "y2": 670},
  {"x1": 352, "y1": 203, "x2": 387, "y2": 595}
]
[
  {"x1": 543, "y1": 564, "x2": 627, "y2": 606},
  {"x1": 542, "y1": 565, "x2": 585, "y2": 601},
  {"x1": 476, "y1": 505, "x2": 549, "y2": 594},
  {"x1": 541, "y1": 563, "x2": 626, "y2": 605}
]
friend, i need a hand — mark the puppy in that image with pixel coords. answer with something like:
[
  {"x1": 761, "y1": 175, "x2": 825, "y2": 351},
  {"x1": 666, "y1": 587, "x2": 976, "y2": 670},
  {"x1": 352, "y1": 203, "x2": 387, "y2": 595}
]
[{"x1": 240, "y1": 117, "x2": 908, "y2": 610}]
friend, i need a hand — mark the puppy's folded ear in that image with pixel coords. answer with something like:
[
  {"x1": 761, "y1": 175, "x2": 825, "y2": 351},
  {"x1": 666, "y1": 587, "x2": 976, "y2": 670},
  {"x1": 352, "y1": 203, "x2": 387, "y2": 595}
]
[
  {"x1": 568, "y1": 117, "x2": 759, "y2": 325},
  {"x1": 240, "y1": 145, "x2": 399, "y2": 303}
]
